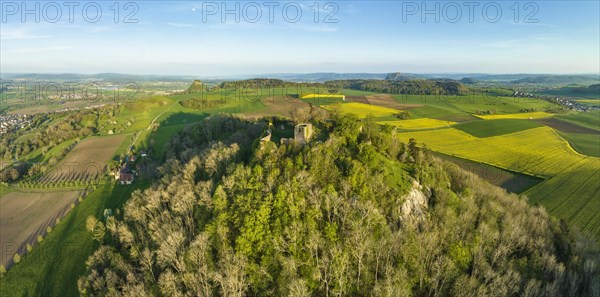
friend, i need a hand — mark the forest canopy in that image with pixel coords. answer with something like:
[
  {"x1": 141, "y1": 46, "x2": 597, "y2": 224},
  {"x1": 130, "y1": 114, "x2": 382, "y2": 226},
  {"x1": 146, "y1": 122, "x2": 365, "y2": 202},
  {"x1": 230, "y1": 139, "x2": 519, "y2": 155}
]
[{"x1": 78, "y1": 114, "x2": 599, "y2": 297}]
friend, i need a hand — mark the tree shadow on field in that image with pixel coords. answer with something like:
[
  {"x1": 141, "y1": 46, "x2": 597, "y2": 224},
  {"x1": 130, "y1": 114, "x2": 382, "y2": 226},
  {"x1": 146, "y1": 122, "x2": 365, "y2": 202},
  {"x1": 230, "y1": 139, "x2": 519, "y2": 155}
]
[
  {"x1": 158, "y1": 112, "x2": 208, "y2": 128},
  {"x1": 142, "y1": 112, "x2": 210, "y2": 158}
]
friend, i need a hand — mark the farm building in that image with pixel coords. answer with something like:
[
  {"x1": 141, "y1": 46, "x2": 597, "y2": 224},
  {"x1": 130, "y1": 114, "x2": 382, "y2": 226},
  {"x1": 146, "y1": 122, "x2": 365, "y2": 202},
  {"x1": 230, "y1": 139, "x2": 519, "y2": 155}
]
[{"x1": 120, "y1": 172, "x2": 134, "y2": 185}]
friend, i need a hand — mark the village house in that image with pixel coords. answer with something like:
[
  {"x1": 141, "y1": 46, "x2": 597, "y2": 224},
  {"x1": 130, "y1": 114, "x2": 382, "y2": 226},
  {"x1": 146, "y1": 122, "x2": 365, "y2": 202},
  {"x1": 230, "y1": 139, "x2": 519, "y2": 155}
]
[{"x1": 120, "y1": 172, "x2": 134, "y2": 185}]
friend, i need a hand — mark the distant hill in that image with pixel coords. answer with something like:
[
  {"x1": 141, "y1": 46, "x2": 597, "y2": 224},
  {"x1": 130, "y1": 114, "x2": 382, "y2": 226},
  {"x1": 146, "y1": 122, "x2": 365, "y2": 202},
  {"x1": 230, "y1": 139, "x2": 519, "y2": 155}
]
[
  {"x1": 253, "y1": 72, "x2": 389, "y2": 82},
  {"x1": 186, "y1": 80, "x2": 204, "y2": 92},
  {"x1": 384, "y1": 72, "x2": 427, "y2": 81},
  {"x1": 510, "y1": 75, "x2": 600, "y2": 85},
  {"x1": 456, "y1": 74, "x2": 599, "y2": 85},
  {"x1": 540, "y1": 84, "x2": 600, "y2": 99},
  {"x1": 459, "y1": 77, "x2": 478, "y2": 84}
]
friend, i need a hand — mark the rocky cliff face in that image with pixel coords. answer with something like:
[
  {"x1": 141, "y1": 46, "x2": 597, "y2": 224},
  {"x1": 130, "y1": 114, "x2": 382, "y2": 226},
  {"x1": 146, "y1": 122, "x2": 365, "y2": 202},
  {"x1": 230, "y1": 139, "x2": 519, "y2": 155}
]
[{"x1": 400, "y1": 180, "x2": 429, "y2": 222}]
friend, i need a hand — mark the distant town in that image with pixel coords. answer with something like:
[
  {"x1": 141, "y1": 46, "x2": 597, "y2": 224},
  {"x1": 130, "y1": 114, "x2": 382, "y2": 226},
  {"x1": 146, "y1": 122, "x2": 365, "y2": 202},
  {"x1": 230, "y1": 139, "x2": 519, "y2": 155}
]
[{"x1": 0, "y1": 114, "x2": 31, "y2": 134}]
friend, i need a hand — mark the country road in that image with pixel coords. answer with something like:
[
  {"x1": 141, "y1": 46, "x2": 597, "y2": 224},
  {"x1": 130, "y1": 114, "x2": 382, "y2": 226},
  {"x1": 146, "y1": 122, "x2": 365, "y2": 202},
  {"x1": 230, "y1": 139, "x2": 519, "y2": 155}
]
[{"x1": 128, "y1": 101, "x2": 179, "y2": 154}]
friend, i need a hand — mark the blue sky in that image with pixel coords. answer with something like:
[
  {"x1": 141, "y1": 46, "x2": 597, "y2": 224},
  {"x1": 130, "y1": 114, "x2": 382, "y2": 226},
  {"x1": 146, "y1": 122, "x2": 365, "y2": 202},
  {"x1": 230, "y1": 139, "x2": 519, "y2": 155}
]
[{"x1": 1, "y1": 1, "x2": 599, "y2": 75}]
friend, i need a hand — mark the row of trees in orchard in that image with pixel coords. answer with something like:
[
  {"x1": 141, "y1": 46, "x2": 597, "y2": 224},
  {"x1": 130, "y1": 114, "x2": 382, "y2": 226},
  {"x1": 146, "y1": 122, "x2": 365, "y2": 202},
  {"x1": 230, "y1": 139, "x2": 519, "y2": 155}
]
[
  {"x1": 0, "y1": 106, "x2": 119, "y2": 161},
  {"x1": 78, "y1": 114, "x2": 599, "y2": 296}
]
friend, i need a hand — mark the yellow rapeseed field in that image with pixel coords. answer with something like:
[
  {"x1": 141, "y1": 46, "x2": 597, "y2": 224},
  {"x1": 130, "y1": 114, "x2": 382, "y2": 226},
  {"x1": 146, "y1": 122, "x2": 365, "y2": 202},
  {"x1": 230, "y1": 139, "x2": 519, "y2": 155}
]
[
  {"x1": 474, "y1": 111, "x2": 553, "y2": 120},
  {"x1": 301, "y1": 94, "x2": 345, "y2": 99},
  {"x1": 378, "y1": 118, "x2": 455, "y2": 129},
  {"x1": 323, "y1": 102, "x2": 399, "y2": 118}
]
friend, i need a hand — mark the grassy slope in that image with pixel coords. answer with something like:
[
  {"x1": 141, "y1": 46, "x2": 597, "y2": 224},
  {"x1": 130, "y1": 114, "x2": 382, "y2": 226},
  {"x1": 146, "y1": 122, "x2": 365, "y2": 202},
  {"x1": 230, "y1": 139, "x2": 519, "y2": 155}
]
[{"x1": 454, "y1": 119, "x2": 542, "y2": 137}]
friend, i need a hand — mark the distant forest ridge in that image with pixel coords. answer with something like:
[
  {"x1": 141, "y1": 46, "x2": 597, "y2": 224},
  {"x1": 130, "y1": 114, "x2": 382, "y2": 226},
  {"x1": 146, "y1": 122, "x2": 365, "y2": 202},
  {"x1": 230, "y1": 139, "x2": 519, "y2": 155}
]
[{"x1": 1, "y1": 72, "x2": 598, "y2": 85}]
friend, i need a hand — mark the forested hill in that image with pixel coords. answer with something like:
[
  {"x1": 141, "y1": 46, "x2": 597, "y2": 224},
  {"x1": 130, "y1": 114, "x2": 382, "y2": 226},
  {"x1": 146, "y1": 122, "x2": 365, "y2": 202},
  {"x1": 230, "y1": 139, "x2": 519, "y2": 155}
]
[
  {"x1": 328, "y1": 79, "x2": 468, "y2": 95},
  {"x1": 78, "y1": 114, "x2": 599, "y2": 296},
  {"x1": 213, "y1": 78, "x2": 468, "y2": 96}
]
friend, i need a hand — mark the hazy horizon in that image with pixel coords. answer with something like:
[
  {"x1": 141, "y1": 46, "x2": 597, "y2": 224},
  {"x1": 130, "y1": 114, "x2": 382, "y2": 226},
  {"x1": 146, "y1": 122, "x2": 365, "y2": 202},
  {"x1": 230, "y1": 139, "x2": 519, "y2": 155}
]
[
  {"x1": 2, "y1": 1, "x2": 599, "y2": 75},
  {"x1": 2, "y1": 71, "x2": 599, "y2": 77}
]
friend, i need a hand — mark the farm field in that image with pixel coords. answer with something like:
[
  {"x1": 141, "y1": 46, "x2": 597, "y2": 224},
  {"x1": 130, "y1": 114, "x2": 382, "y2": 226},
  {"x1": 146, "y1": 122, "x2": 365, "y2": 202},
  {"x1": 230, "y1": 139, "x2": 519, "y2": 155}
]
[
  {"x1": 323, "y1": 102, "x2": 400, "y2": 118},
  {"x1": 534, "y1": 117, "x2": 599, "y2": 133},
  {"x1": 96, "y1": 96, "x2": 178, "y2": 135},
  {"x1": 37, "y1": 135, "x2": 127, "y2": 184},
  {"x1": 575, "y1": 101, "x2": 600, "y2": 109},
  {"x1": 0, "y1": 182, "x2": 146, "y2": 297},
  {"x1": 0, "y1": 191, "x2": 81, "y2": 268},
  {"x1": 525, "y1": 161, "x2": 600, "y2": 236},
  {"x1": 397, "y1": 127, "x2": 584, "y2": 177},
  {"x1": 378, "y1": 118, "x2": 455, "y2": 129},
  {"x1": 474, "y1": 111, "x2": 553, "y2": 120},
  {"x1": 301, "y1": 93, "x2": 345, "y2": 99},
  {"x1": 301, "y1": 96, "x2": 345, "y2": 105},
  {"x1": 7, "y1": 100, "x2": 111, "y2": 115},
  {"x1": 389, "y1": 94, "x2": 556, "y2": 119},
  {"x1": 396, "y1": 127, "x2": 600, "y2": 238},
  {"x1": 556, "y1": 132, "x2": 600, "y2": 158},
  {"x1": 366, "y1": 94, "x2": 419, "y2": 110},
  {"x1": 533, "y1": 117, "x2": 600, "y2": 157},
  {"x1": 576, "y1": 99, "x2": 600, "y2": 103},
  {"x1": 454, "y1": 119, "x2": 542, "y2": 137},
  {"x1": 241, "y1": 96, "x2": 312, "y2": 119},
  {"x1": 556, "y1": 111, "x2": 600, "y2": 131},
  {"x1": 433, "y1": 152, "x2": 543, "y2": 194}
]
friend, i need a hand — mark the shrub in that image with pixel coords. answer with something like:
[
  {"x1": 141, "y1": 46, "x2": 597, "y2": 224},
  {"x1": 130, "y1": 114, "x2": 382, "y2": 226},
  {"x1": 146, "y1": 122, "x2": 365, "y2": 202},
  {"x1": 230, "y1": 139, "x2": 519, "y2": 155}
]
[
  {"x1": 0, "y1": 265, "x2": 6, "y2": 278},
  {"x1": 13, "y1": 253, "x2": 21, "y2": 264},
  {"x1": 26, "y1": 243, "x2": 32, "y2": 252},
  {"x1": 37, "y1": 235, "x2": 43, "y2": 243},
  {"x1": 86, "y1": 216, "x2": 98, "y2": 232},
  {"x1": 47, "y1": 226, "x2": 52, "y2": 233}
]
